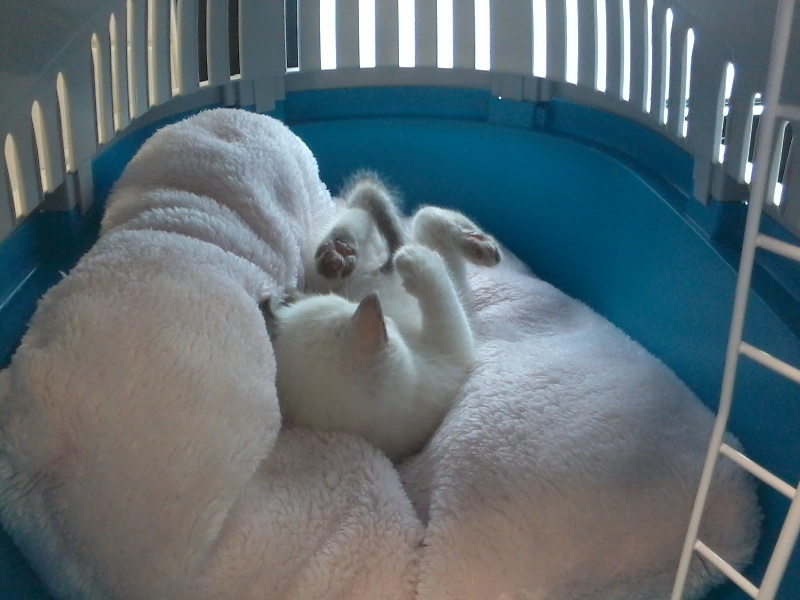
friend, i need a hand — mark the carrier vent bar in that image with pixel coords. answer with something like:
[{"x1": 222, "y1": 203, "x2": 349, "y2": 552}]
[
  {"x1": 739, "y1": 342, "x2": 800, "y2": 386},
  {"x1": 694, "y1": 540, "x2": 759, "y2": 598},
  {"x1": 670, "y1": 0, "x2": 800, "y2": 599},
  {"x1": 756, "y1": 234, "x2": 800, "y2": 263},
  {"x1": 719, "y1": 443, "x2": 796, "y2": 500}
]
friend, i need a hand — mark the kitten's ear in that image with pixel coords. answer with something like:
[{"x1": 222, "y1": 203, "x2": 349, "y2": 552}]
[{"x1": 350, "y1": 293, "x2": 388, "y2": 350}]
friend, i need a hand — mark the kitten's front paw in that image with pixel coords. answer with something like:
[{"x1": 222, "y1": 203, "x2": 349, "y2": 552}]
[
  {"x1": 315, "y1": 238, "x2": 358, "y2": 279},
  {"x1": 460, "y1": 231, "x2": 501, "y2": 267},
  {"x1": 393, "y1": 245, "x2": 444, "y2": 296}
]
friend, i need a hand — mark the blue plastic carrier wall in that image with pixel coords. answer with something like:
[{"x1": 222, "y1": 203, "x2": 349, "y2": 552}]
[{"x1": 0, "y1": 88, "x2": 799, "y2": 599}]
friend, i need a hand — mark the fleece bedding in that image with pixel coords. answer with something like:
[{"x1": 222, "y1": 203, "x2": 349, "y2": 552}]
[{"x1": 0, "y1": 108, "x2": 760, "y2": 600}]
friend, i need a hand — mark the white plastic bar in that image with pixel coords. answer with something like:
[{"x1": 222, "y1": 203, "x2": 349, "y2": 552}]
[
  {"x1": 756, "y1": 233, "x2": 800, "y2": 262},
  {"x1": 670, "y1": 0, "x2": 798, "y2": 597},
  {"x1": 627, "y1": 0, "x2": 647, "y2": 111},
  {"x1": 605, "y1": 0, "x2": 623, "y2": 98},
  {"x1": 416, "y1": 0, "x2": 438, "y2": 68},
  {"x1": 337, "y1": 0, "x2": 361, "y2": 69},
  {"x1": 694, "y1": 541, "x2": 758, "y2": 598},
  {"x1": 207, "y1": 0, "x2": 231, "y2": 85},
  {"x1": 490, "y1": 0, "x2": 532, "y2": 75},
  {"x1": 110, "y1": 11, "x2": 131, "y2": 130},
  {"x1": 3, "y1": 133, "x2": 34, "y2": 217},
  {"x1": 148, "y1": 0, "x2": 172, "y2": 105},
  {"x1": 687, "y1": 45, "x2": 728, "y2": 202},
  {"x1": 31, "y1": 94, "x2": 62, "y2": 193},
  {"x1": 578, "y1": 0, "x2": 598, "y2": 89},
  {"x1": 667, "y1": 17, "x2": 687, "y2": 136},
  {"x1": 127, "y1": 0, "x2": 148, "y2": 119},
  {"x1": 175, "y1": 0, "x2": 199, "y2": 94},
  {"x1": 740, "y1": 342, "x2": 800, "y2": 385},
  {"x1": 545, "y1": 0, "x2": 566, "y2": 83},
  {"x1": 694, "y1": 541, "x2": 759, "y2": 598},
  {"x1": 650, "y1": 2, "x2": 666, "y2": 122},
  {"x1": 299, "y1": 0, "x2": 323, "y2": 71},
  {"x1": 452, "y1": 0, "x2": 475, "y2": 69},
  {"x1": 759, "y1": 487, "x2": 800, "y2": 599},
  {"x1": 777, "y1": 103, "x2": 800, "y2": 122},
  {"x1": 92, "y1": 32, "x2": 114, "y2": 144},
  {"x1": 719, "y1": 443, "x2": 796, "y2": 500},
  {"x1": 375, "y1": 0, "x2": 399, "y2": 67},
  {"x1": 0, "y1": 156, "x2": 12, "y2": 236},
  {"x1": 240, "y1": 0, "x2": 285, "y2": 78}
]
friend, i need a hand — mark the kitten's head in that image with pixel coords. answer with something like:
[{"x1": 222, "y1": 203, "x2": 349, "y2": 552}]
[{"x1": 260, "y1": 292, "x2": 406, "y2": 413}]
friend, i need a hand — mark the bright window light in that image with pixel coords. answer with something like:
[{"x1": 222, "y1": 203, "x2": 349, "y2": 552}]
[
  {"x1": 662, "y1": 8, "x2": 673, "y2": 124},
  {"x1": 718, "y1": 62, "x2": 735, "y2": 163},
  {"x1": 359, "y1": 0, "x2": 376, "y2": 68},
  {"x1": 532, "y1": 0, "x2": 547, "y2": 78},
  {"x1": 681, "y1": 28, "x2": 695, "y2": 137},
  {"x1": 475, "y1": 0, "x2": 490, "y2": 70},
  {"x1": 621, "y1": 0, "x2": 631, "y2": 100},
  {"x1": 595, "y1": 0, "x2": 607, "y2": 92},
  {"x1": 565, "y1": 0, "x2": 578, "y2": 84},
  {"x1": 320, "y1": 0, "x2": 337, "y2": 70},
  {"x1": 398, "y1": 0, "x2": 415, "y2": 67},
  {"x1": 437, "y1": 0, "x2": 454, "y2": 68},
  {"x1": 645, "y1": 0, "x2": 653, "y2": 112}
]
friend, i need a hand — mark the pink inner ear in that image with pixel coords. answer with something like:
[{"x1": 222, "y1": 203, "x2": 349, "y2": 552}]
[{"x1": 351, "y1": 293, "x2": 388, "y2": 348}]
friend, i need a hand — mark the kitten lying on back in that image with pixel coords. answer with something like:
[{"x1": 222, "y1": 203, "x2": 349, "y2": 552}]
[{"x1": 262, "y1": 173, "x2": 501, "y2": 460}]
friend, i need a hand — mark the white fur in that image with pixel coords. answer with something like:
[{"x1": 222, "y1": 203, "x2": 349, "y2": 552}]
[{"x1": 273, "y1": 241, "x2": 477, "y2": 461}]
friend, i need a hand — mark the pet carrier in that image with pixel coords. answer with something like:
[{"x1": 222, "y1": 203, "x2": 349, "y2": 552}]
[{"x1": 0, "y1": 1, "x2": 799, "y2": 599}]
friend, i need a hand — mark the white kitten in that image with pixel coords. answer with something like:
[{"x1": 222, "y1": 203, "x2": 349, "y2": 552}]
[{"x1": 262, "y1": 173, "x2": 501, "y2": 460}]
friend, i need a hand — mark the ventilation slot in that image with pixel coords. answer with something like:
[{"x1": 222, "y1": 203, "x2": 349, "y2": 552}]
[
  {"x1": 319, "y1": 0, "x2": 336, "y2": 70},
  {"x1": 718, "y1": 62, "x2": 735, "y2": 163},
  {"x1": 745, "y1": 93, "x2": 763, "y2": 184},
  {"x1": 620, "y1": 0, "x2": 630, "y2": 100},
  {"x1": 474, "y1": 0, "x2": 490, "y2": 71},
  {"x1": 398, "y1": 0, "x2": 415, "y2": 67},
  {"x1": 594, "y1": 0, "x2": 607, "y2": 92},
  {"x1": 770, "y1": 122, "x2": 793, "y2": 206},
  {"x1": 645, "y1": 0, "x2": 653, "y2": 112},
  {"x1": 532, "y1": 0, "x2": 547, "y2": 78},
  {"x1": 359, "y1": 0, "x2": 377, "y2": 68},
  {"x1": 437, "y1": 0, "x2": 454, "y2": 69},
  {"x1": 565, "y1": 0, "x2": 578, "y2": 84},
  {"x1": 286, "y1": 0, "x2": 299, "y2": 70}
]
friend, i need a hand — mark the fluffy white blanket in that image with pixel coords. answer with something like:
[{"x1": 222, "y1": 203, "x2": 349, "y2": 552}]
[{"x1": 0, "y1": 109, "x2": 760, "y2": 600}]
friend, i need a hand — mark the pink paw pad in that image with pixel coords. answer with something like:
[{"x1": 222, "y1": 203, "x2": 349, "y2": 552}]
[
  {"x1": 462, "y1": 231, "x2": 501, "y2": 266},
  {"x1": 315, "y1": 239, "x2": 358, "y2": 279}
]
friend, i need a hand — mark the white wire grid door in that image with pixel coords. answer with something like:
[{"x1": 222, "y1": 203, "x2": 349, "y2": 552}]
[
  {"x1": 671, "y1": 0, "x2": 800, "y2": 598},
  {"x1": 1, "y1": 0, "x2": 797, "y2": 243}
]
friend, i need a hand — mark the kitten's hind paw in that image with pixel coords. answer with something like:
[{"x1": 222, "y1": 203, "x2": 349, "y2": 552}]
[
  {"x1": 460, "y1": 231, "x2": 501, "y2": 267},
  {"x1": 315, "y1": 238, "x2": 358, "y2": 279}
]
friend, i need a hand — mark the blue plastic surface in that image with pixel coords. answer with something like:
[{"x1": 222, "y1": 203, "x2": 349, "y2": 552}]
[{"x1": 0, "y1": 88, "x2": 798, "y2": 599}]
